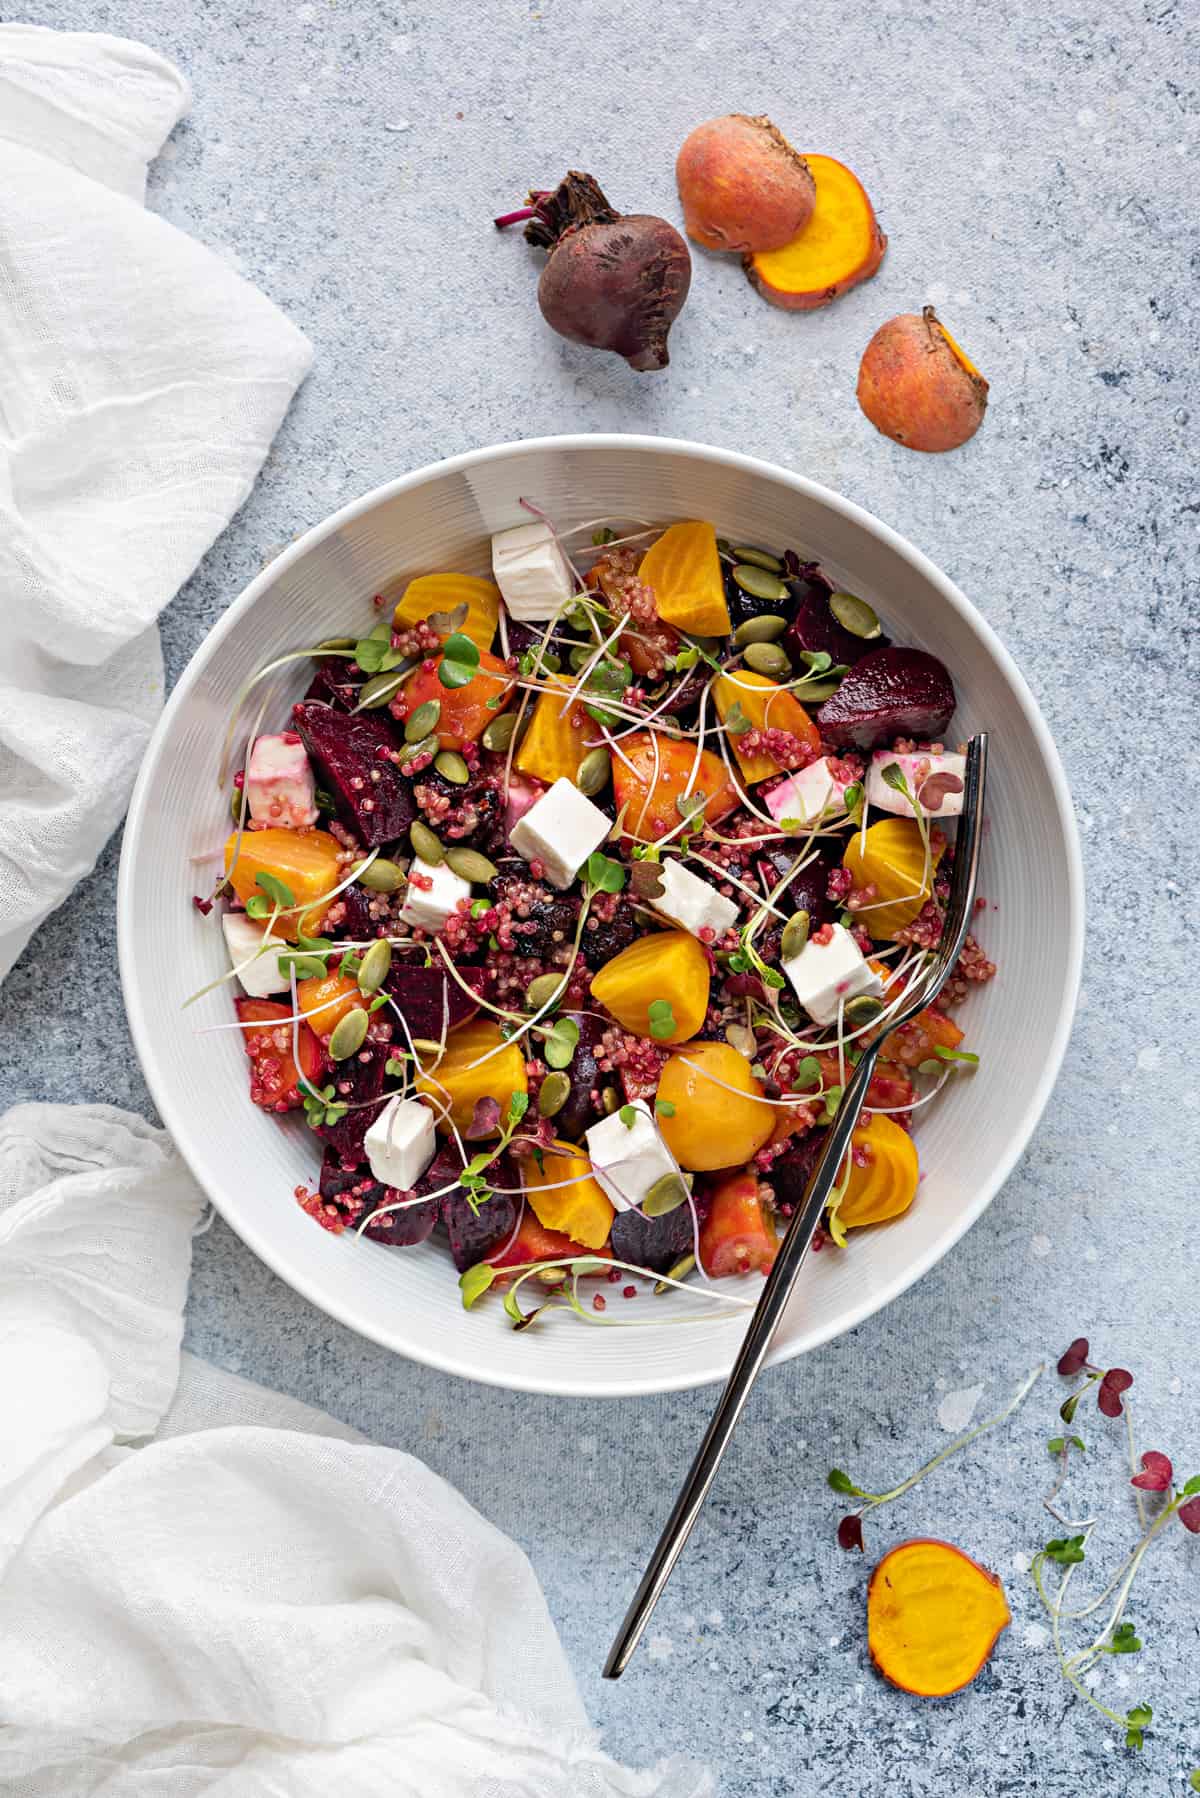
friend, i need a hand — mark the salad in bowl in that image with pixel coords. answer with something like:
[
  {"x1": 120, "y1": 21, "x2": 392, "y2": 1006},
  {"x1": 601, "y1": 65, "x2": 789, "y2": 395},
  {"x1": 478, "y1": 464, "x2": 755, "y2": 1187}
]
[{"x1": 194, "y1": 511, "x2": 994, "y2": 1333}]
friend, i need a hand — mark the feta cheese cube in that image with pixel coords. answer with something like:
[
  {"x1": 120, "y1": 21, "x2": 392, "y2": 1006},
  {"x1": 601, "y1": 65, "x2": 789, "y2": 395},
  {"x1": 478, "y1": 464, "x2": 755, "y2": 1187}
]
[
  {"x1": 246, "y1": 731, "x2": 317, "y2": 829},
  {"x1": 222, "y1": 911, "x2": 291, "y2": 997},
  {"x1": 398, "y1": 857, "x2": 472, "y2": 934},
  {"x1": 865, "y1": 750, "x2": 965, "y2": 819},
  {"x1": 364, "y1": 1095, "x2": 437, "y2": 1192},
  {"x1": 649, "y1": 859, "x2": 739, "y2": 941},
  {"x1": 491, "y1": 521, "x2": 575, "y2": 624},
  {"x1": 585, "y1": 1100, "x2": 679, "y2": 1213},
  {"x1": 509, "y1": 777, "x2": 610, "y2": 890},
  {"x1": 765, "y1": 757, "x2": 854, "y2": 828},
  {"x1": 782, "y1": 922, "x2": 883, "y2": 1027}
]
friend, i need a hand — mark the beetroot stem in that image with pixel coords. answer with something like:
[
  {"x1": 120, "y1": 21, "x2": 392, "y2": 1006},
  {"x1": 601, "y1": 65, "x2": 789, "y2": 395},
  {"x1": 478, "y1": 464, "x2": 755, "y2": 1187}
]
[{"x1": 494, "y1": 205, "x2": 537, "y2": 230}]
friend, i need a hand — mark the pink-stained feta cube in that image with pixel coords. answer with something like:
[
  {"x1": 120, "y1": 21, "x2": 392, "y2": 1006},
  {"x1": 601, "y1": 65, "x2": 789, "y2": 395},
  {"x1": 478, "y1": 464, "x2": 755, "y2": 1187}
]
[
  {"x1": 764, "y1": 757, "x2": 853, "y2": 828},
  {"x1": 246, "y1": 732, "x2": 318, "y2": 829}
]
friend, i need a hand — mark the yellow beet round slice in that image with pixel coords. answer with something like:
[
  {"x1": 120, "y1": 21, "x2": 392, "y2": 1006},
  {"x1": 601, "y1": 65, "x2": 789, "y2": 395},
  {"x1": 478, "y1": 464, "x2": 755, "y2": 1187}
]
[
  {"x1": 745, "y1": 154, "x2": 887, "y2": 312},
  {"x1": 523, "y1": 1141, "x2": 614, "y2": 1250},
  {"x1": 590, "y1": 930, "x2": 709, "y2": 1045},
  {"x1": 415, "y1": 1018, "x2": 527, "y2": 1135},
  {"x1": 843, "y1": 817, "x2": 943, "y2": 939},
  {"x1": 390, "y1": 572, "x2": 500, "y2": 653},
  {"x1": 656, "y1": 1041, "x2": 775, "y2": 1171},
  {"x1": 868, "y1": 1539, "x2": 1010, "y2": 1696},
  {"x1": 638, "y1": 521, "x2": 731, "y2": 638}
]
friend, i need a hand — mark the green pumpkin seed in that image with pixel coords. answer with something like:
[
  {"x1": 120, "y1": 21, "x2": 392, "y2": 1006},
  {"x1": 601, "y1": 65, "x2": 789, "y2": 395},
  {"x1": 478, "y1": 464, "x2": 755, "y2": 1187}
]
[
  {"x1": 845, "y1": 994, "x2": 884, "y2": 1027},
  {"x1": 315, "y1": 635, "x2": 357, "y2": 651},
  {"x1": 642, "y1": 1172, "x2": 691, "y2": 1218},
  {"x1": 828, "y1": 591, "x2": 882, "y2": 640},
  {"x1": 482, "y1": 711, "x2": 518, "y2": 753},
  {"x1": 358, "y1": 666, "x2": 412, "y2": 709},
  {"x1": 355, "y1": 857, "x2": 406, "y2": 894},
  {"x1": 329, "y1": 1007, "x2": 369, "y2": 1061},
  {"x1": 733, "y1": 613, "x2": 788, "y2": 647},
  {"x1": 715, "y1": 537, "x2": 732, "y2": 555},
  {"x1": 733, "y1": 564, "x2": 789, "y2": 603},
  {"x1": 576, "y1": 746, "x2": 611, "y2": 797},
  {"x1": 357, "y1": 938, "x2": 393, "y2": 994},
  {"x1": 654, "y1": 1253, "x2": 696, "y2": 1294},
  {"x1": 445, "y1": 847, "x2": 498, "y2": 884},
  {"x1": 525, "y1": 971, "x2": 565, "y2": 1010},
  {"x1": 730, "y1": 546, "x2": 784, "y2": 574},
  {"x1": 537, "y1": 1070, "x2": 572, "y2": 1118},
  {"x1": 742, "y1": 640, "x2": 792, "y2": 679},
  {"x1": 795, "y1": 678, "x2": 843, "y2": 701},
  {"x1": 434, "y1": 750, "x2": 470, "y2": 785},
  {"x1": 781, "y1": 909, "x2": 810, "y2": 963},
  {"x1": 601, "y1": 1084, "x2": 621, "y2": 1114},
  {"x1": 409, "y1": 821, "x2": 444, "y2": 865},
  {"x1": 230, "y1": 788, "x2": 245, "y2": 823},
  {"x1": 404, "y1": 699, "x2": 442, "y2": 742},
  {"x1": 725, "y1": 1022, "x2": 757, "y2": 1059},
  {"x1": 692, "y1": 635, "x2": 722, "y2": 657},
  {"x1": 400, "y1": 733, "x2": 440, "y2": 770}
]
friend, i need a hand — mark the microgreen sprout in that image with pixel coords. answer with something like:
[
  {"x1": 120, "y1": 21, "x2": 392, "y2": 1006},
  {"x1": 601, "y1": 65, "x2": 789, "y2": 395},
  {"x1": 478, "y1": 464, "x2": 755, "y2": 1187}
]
[
  {"x1": 437, "y1": 632, "x2": 481, "y2": 689},
  {"x1": 647, "y1": 998, "x2": 676, "y2": 1041}
]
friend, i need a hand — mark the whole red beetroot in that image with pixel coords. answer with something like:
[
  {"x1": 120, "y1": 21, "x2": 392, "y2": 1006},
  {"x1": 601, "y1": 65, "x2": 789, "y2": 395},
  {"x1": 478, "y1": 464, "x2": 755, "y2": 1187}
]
[{"x1": 497, "y1": 171, "x2": 691, "y2": 372}]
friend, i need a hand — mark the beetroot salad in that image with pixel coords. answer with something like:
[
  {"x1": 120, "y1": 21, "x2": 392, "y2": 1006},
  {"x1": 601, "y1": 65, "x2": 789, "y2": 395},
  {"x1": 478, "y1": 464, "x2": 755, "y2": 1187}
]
[{"x1": 193, "y1": 514, "x2": 994, "y2": 1332}]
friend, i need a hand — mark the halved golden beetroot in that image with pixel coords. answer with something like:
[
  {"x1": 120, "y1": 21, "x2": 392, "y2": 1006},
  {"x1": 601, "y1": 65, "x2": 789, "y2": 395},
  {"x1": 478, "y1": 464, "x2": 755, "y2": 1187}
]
[
  {"x1": 590, "y1": 930, "x2": 709, "y2": 1045},
  {"x1": 223, "y1": 827, "x2": 343, "y2": 941},
  {"x1": 523, "y1": 1141, "x2": 614, "y2": 1250},
  {"x1": 414, "y1": 1018, "x2": 527, "y2": 1134},
  {"x1": 713, "y1": 669, "x2": 822, "y2": 782},
  {"x1": 514, "y1": 675, "x2": 601, "y2": 787},
  {"x1": 868, "y1": 1539, "x2": 1010, "y2": 1696},
  {"x1": 390, "y1": 572, "x2": 500, "y2": 653},
  {"x1": 744, "y1": 153, "x2": 887, "y2": 312},
  {"x1": 656, "y1": 1042, "x2": 775, "y2": 1171},
  {"x1": 638, "y1": 521, "x2": 731, "y2": 638}
]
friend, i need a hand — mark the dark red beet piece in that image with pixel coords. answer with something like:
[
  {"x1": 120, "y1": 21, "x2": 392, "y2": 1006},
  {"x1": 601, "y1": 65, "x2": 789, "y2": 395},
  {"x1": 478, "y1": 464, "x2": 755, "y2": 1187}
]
[
  {"x1": 489, "y1": 873, "x2": 580, "y2": 959},
  {"x1": 305, "y1": 657, "x2": 365, "y2": 712},
  {"x1": 554, "y1": 1012, "x2": 616, "y2": 1141},
  {"x1": 755, "y1": 841, "x2": 840, "y2": 929},
  {"x1": 440, "y1": 1149, "x2": 520, "y2": 1271},
  {"x1": 316, "y1": 1042, "x2": 388, "y2": 1168},
  {"x1": 815, "y1": 647, "x2": 955, "y2": 750},
  {"x1": 317, "y1": 1154, "x2": 384, "y2": 1229},
  {"x1": 768, "y1": 1128, "x2": 829, "y2": 1214},
  {"x1": 784, "y1": 578, "x2": 890, "y2": 670},
  {"x1": 609, "y1": 1200, "x2": 695, "y2": 1275},
  {"x1": 292, "y1": 701, "x2": 415, "y2": 847},
  {"x1": 325, "y1": 881, "x2": 377, "y2": 942},
  {"x1": 386, "y1": 964, "x2": 480, "y2": 1040}
]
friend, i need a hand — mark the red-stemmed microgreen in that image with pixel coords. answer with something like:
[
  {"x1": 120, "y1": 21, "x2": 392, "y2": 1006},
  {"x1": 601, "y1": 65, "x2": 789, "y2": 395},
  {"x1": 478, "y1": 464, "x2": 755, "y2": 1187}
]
[
  {"x1": 826, "y1": 1362, "x2": 1044, "y2": 1551},
  {"x1": 462, "y1": 1250, "x2": 756, "y2": 1328}
]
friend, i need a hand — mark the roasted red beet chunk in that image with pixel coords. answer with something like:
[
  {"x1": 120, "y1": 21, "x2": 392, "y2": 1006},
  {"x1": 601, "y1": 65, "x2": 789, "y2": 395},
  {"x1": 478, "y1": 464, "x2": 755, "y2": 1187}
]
[
  {"x1": 386, "y1": 965, "x2": 480, "y2": 1039},
  {"x1": 292, "y1": 701, "x2": 415, "y2": 846},
  {"x1": 816, "y1": 647, "x2": 955, "y2": 750},
  {"x1": 784, "y1": 577, "x2": 890, "y2": 668}
]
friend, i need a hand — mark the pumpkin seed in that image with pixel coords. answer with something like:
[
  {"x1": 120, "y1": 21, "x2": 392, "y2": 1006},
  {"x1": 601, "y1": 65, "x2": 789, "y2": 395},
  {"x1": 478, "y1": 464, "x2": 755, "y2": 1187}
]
[
  {"x1": 733, "y1": 613, "x2": 788, "y2": 647},
  {"x1": 601, "y1": 1084, "x2": 621, "y2": 1114},
  {"x1": 742, "y1": 640, "x2": 792, "y2": 679},
  {"x1": 399, "y1": 733, "x2": 439, "y2": 770},
  {"x1": 732, "y1": 563, "x2": 789, "y2": 603},
  {"x1": 354, "y1": 856, "x2": 406, "y2": 893},
  {"x1": 525, "y1": 972, "x2": 565, "y2": 1010},
  {"x1": 642, "y1": 1172, "x2": 691, "y2": 1218},
  {"x1": 845, "y1": 994, "x2": 884, "y2": 1027},
  {"x1": 576, "y1": 746, "x2": 611, "y2": 797},
  {"x1": 434, "y1": 750, "x2": 470, "y2": 785},
  {"x1": 230, "y1": 788, "x2": 245, "y2": 822},
  {"x1": 654, "y1": 1253, "x2": 696, "y2": 1295},
  {"x1": 780, "y1": 909, "x2": 810, "y2": 962},
  {"x1": 795, "y1": 678, "x2": 843, "y2": 701},
  {"x1": 725, "y1": 1022, "x2": 758, "y2": 1059},
  {"x1": 715, "y1": 537, "x2": 732, "y2": 555},
  {"x1": 328, "y1": 1007, "x2": 369, "y2": 1061},
  {"x1": 357, "y1": 938, "x2": 392, "y2": 994},
  {"x1": 404, "y1": 699, "x2": 442, "y2": 742},
  {"x1": 358, "y1": 666, "x2": 412, "y2": 709},
  {"x1": 315, "y1": 635, "x2": 357, "y2": 651},
  {"x1": 828, "y1": 591, "x2": 882, "y2": 640},
  {"x1": 409, "y1": 821, "x2": 444, "y2": 865},
  {"x1": 445, "y1": 847, "x2": 498, "y2": 884},
  {"x1": 692, "y1": 635, "x2": 722, "y2": 657},
  {"x1": 481, "y1": 710, "x2": 517, "y2": 753},
  {"x1": 537, "y1": 1070, "x2": 572, "y2": 1118},
  {"x1": 730, "y1": 545, "x2": 784, "y2": 574}
]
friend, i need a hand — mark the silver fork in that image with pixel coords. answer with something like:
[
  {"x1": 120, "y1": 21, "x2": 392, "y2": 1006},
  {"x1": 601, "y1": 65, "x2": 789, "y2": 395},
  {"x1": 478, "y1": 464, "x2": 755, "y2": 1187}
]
[{"x1": 603, "y1": 733, "x2": 988, "y2": 1678}]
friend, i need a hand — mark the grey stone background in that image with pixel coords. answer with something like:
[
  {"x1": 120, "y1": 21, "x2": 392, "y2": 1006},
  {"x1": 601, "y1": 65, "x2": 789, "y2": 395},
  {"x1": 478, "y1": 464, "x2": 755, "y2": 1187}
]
[{"x1": 4, "y1": 0, "x2": 1198, "y2": 1790}]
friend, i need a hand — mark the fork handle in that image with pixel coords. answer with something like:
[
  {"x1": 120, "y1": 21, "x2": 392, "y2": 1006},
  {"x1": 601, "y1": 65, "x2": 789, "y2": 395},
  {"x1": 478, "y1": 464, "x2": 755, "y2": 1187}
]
[{"x1": 602, "y1": 1039, "x2": 882, "y2": 1679}]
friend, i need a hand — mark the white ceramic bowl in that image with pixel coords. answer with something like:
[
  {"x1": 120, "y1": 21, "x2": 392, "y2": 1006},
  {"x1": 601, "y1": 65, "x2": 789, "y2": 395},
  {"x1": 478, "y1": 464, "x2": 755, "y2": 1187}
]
[{"x1": 119, "y1": 435, "x2": 1083, "y2": 1397}]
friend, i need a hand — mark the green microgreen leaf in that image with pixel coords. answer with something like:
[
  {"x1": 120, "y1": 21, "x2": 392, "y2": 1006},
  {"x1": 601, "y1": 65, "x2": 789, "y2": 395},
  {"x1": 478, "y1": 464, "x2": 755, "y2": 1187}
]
[
  {"x1": 1183, "y1": 1475, "x2": 1200, "y2": 1496},
  {"x1": 543, "y1": 1017, "x2": 580, "y2": 1070},
  {"x1": 935, "y1": 1046, "x2": 981, "y2": 1066},
  {"x1": 794, "y1": 1055, "x2": 821, "y2": 1091},
  {"x1": 245, "y1": 894, "x2": 272, "y2": 920},
  {"x1": 255, "y1": 871, "x2": 295, "y2": 908},
  {"x1": 460, "y1": 1262, "x2": 497, "y2": 1310},
  {"x1": 619, "y1": 1104, "x2": 638, "y2": 1128},
  {"x1": 438, "y1": 632, "x2": 481, "y2": 689},
  {"x1": 821, "y1": 1084, "x2": 843, "y2": 1124},
  {"x1": 647, "y1": 998, "x2": 676, "y2": 1041},
  {"x1": 1106, "y1": 1621, "x2": 1142, "y2": 1655},
  {"x1": 654, "y1": 1098, "x2": 676, "y2": 1118},
  {"x1": 585, "y1": 850, "x2": 626, "y2": 894},
  {"x1": 723, "y1": 701, "x2": 752, "y2": 736},
  {"x1": 1046, "y1": 1435, "x2": 1086, "y2": 1455},
  {"x1": 384, "y1": 1057, "x2": 408, "y2": 1078},
  {"x1": 592, "y1": 526, "x2": 616, "y2": 546},
  {"x1": 508, "y1": 1090, "x2": 530, "y2": 1125},
  {"x1": 1060, "y1": 1392, "x2": 1082, "y2": 1424},
  {"x1": 1044, "y1": 1534, "x2": 1087, "y2": 1566},
  {"x1": 1124, "y1": 1703, "x2": 1152, "y2": 1750},
  {"x1": 799, "y1": 650, "x2": 833, "y2": 675},
  {"x1": 278, "y1": 954, "x2": 328, "y2": 980},
  {"x1": 827, "y1": 1468, "x2": 864, "y2": 1497}
]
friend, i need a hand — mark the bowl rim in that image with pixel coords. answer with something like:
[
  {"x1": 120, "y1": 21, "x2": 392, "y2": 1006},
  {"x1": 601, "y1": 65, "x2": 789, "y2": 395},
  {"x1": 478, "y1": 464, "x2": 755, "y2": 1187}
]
[{"x1": 118, "y1": 431, "x2": 1084, "y2": 1396}]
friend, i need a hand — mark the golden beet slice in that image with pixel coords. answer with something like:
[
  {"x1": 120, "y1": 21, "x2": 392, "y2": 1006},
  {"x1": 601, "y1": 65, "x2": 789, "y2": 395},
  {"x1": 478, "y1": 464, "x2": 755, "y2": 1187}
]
[
  {"x1": 744, "y1": 153, "x2": 887, "y2": 311},
  {"x1": 638, "y1": 520, "x2": 731, "y2": 637},
  {"x1": 868, "y1": 1539, "x2": 1010, "y2": 1696}
]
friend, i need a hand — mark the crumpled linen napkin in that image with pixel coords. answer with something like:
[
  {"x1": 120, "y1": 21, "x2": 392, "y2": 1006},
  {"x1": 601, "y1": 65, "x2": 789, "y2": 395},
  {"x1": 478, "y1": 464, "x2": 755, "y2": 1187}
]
[
  {"x1": 0, "y1": 25, "x2": 313, "y2": 981},
  {"x1": 0, "y1": 1103, "x2": 709, "y2": 1797}
]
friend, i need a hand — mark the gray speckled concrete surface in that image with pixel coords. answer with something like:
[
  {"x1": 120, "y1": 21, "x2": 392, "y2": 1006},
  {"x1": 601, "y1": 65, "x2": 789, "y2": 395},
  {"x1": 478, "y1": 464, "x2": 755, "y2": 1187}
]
[{"x1": 4, "y1": 0, "x2": 1199, "y2": 1790}]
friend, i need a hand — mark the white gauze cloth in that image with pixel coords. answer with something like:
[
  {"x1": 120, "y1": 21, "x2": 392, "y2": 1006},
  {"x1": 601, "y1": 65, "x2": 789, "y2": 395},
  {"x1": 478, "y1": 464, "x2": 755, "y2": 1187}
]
[
  {"x1": 0, "y1": 26, "x2": 313, "y2": 980},
  {"x1": 0, "y1": 1103, "x2": 709, "y2": 1797}
]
